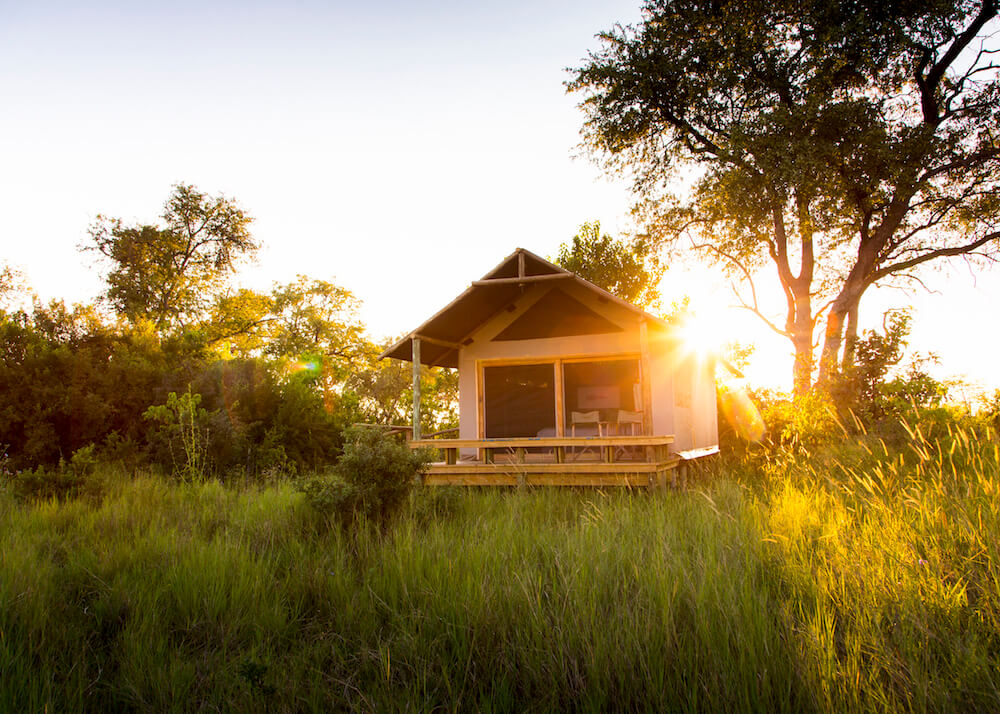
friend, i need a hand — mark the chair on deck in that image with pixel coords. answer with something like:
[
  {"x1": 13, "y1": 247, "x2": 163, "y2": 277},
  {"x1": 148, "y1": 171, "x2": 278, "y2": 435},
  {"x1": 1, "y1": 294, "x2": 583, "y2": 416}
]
[
  {"x1": 615, "y1": 410, "x2": 643, "y2": 459},
  {"x1": 570, "y1": 410, "x2": 604, "y2": 437},
  {"x1": 615, "y1": 410, "x2": 643, "y2": 435},
  {"x1": 570, "y1": 410, "x2": 603, "y2": 459}
]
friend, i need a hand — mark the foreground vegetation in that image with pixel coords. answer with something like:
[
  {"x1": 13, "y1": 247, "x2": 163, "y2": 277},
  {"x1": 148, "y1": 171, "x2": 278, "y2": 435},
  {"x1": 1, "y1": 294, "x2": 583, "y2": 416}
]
[{"x1": 2, "y1": 413, "x2": 998, "y2": 713}]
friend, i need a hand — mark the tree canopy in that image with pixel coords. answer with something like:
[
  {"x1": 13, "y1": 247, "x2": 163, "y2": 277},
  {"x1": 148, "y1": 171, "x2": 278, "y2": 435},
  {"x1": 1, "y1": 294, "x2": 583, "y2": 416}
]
[
  {"x1": 86, "y1": 183, "x2": 258, "y2": 330},
  {"x1": 554, "y1": 221, "x2": 664, "y2": 308},
  {"x1": 570, "y1": 0, "x2": 1000, "y2": 394}
]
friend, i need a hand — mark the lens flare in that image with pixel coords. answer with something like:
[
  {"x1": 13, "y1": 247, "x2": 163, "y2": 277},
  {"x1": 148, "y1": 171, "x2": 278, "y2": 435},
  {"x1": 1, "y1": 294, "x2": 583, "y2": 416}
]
[
  {"x1": 719, "y1": 384, "x2": 766, "y2": 442},
  {"x1": 288, "y1": 360, "x2": 319, "y2": 374}
]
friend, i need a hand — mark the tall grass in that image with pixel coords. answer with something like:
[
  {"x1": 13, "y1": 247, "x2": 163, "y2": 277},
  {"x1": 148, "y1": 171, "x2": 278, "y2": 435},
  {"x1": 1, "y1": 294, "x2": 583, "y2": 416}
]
[
  {"x1": 1, "y1": 418, "x2": 998, "y2": 712},
  {"x1": 741, "y1": 417, "x2": 1000, "y2": 712}
]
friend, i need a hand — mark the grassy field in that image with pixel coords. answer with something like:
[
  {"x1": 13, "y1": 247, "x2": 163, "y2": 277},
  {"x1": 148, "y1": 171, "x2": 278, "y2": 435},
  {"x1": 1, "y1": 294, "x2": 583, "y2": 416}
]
[{"x1": 2, "y1": 420, "x2": 999, "y2": 712}]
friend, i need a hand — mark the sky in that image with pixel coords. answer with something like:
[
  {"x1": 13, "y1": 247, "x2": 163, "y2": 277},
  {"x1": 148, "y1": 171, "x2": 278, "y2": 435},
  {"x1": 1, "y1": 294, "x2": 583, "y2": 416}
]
[{"x1": 1, "y1": 0, "x2": 997, "y2": 400}]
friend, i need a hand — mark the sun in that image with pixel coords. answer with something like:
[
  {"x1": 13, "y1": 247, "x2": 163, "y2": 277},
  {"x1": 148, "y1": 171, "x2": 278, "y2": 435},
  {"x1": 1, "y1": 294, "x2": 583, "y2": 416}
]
[
  {"x1": 658, "y1": 264, "x2": 794, "y2": 392},
  {"x1": 673, "y1": 313, "x2": 722, "y2": 358}
]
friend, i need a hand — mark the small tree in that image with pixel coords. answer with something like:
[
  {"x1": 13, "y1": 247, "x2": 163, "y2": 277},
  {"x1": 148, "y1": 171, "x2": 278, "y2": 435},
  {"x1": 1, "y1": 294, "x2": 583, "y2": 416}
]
[
  {"x1": 555, "y1": 221, "x2": 664, "y2": 308},
  {"x1": 830, "y1": 309, "x2": 947, "y2": 424},
  {"x1": 143, "y1": 388, "x2": 210, "y2": 481}
]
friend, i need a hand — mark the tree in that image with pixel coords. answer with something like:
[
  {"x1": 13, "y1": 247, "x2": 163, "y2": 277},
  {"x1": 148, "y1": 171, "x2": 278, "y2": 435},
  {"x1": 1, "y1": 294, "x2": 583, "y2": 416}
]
[
  {"x1": 346, "y1": 344, "x2": 459, "y2": 433},
  {"x1": 86, "y1": 183, "x2": 257, "y2": 330},
  {"x1": 0, "y1": 264, "x2": 15, "y2": 308},
  {"x1": 203, "y1": 287, "x2": 276, "y2": 357},
  {"x1": 266, "y1": 276, "x2": 365, "y2": 365},
  {"x1": 829, "y1": 309, "x2": 911, "y2": 422},
  {"x1": 203, "y1": 276, "x2": 366, "y2": 363},
  {"x1": 570, "y1": 0, "x2": 1000, "y2": 395},
  {"x1": 554, "y1": 221, "x2": 665, "y2": 308},
  {"x1": 0, "y1": 264, "x2": 28, "y2": 313},
  {"x1": 812, "y1": 0, "x2": 1000, "y2": 382}
]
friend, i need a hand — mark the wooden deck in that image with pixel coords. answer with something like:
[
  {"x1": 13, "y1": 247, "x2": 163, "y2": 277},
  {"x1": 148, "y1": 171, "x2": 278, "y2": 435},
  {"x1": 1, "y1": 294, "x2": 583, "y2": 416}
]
[{"x1": 408, "y1": 435, "x2": 679, "y2": 487}]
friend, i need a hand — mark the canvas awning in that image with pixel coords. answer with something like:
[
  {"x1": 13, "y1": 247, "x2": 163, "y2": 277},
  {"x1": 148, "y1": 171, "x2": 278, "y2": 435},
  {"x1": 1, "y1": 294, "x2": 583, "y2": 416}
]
[{"x1": 379, "y1": 248, "x2": 671, "y2": 368}]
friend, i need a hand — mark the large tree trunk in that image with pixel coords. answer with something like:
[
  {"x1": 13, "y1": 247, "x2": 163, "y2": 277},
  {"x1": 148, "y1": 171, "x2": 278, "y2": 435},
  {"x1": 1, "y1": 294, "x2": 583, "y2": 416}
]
[
  {"x1": 817, "y1": 290, "x2": 861, "y2": 385},
  {"x1": 843, "y1": 302, "x2": 860, "y2": 369},
  {"x1": 817, "y1": 239, "x2": 878, "y2": 386},
  {"x1": 769, "y1": 195, "x2": 818, "y2": 397},
  {"x1": 791, "y1": 318, "x2": 814, "y2": 397},
  {"x1": 818, "y1": 306, "x2": 846, "y2": 385},
  {"x1": 790, "y1": 197, "x2": 817, "y2": 396}
]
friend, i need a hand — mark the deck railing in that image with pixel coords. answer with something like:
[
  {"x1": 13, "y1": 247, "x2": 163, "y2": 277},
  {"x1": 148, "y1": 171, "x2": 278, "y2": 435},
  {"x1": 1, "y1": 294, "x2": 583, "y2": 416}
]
[{"x1": 408, "y1": 435, "x2": 674, "y2": 466}]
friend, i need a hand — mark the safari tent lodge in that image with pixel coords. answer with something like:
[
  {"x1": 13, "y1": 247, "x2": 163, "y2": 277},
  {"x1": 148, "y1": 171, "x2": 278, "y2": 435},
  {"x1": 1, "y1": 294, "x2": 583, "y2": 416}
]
[{"x1": 380, "y1": 248, "x2": 719, "y2": 486}]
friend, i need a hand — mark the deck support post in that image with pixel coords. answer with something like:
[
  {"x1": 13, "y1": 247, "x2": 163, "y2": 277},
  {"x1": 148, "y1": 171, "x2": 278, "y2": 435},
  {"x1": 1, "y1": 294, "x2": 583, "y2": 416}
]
[
  {"x1": 412, "y1": 337, "x2": 421, "y2": 441},
  {"x1": 639, "y1": 320, "x2": 654, "y2": 435}
]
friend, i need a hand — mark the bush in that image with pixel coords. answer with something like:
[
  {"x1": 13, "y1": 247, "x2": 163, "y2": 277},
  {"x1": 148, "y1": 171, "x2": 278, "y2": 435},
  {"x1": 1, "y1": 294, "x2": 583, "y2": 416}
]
[
  {"x1": 829, "y1": 309, "x2": 948, "y2": 428},
  {"x1": 758, "y1": 389, "x2": 840, "y2": 452},
  {"x1": 301, "y1": 426, "x2": 432, "y2": 530},
  {"x1": 143, "y1": 389, "x2": 210, "y2": 482},
  {"x1": 5, "y1": 444, "x2": 104, "y2": 502},
  {"x1": 982, "y1": 389, "x2": 1000, "y2": 436}
]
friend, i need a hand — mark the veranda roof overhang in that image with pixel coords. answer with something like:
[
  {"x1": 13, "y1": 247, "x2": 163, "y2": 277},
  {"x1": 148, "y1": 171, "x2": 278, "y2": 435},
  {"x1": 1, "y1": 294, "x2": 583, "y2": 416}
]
[{"x1": 379, "y1": 248, "x2": 672, "y2": 369}]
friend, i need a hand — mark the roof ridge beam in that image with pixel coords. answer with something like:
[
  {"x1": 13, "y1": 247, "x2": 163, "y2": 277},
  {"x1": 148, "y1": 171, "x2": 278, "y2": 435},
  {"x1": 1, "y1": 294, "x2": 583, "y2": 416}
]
[{"x1": 471, "y1": 273, "x2": 575, "y2": 286}]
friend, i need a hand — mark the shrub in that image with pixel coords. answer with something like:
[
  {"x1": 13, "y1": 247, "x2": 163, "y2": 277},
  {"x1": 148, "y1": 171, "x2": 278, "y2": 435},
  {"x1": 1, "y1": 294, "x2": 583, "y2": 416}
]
[
  {"x1": 5, "y1": 444, "x2": 104, "y2": 502},
  {"x1": 829, "y1": 309, "x2": 948, "y2": 428},
  {"x1": 982, "y1": 389, "x2": 1000, "y2": 436},
  {"x1": 758, "y1": 389, "x2": 840, "y2": 452},
  {"x1": 301, "y1": 426, "x2": 432, "y2": 530},
  {"x1": 143, "y1": 389, "x2": 210, "y2": 482}
]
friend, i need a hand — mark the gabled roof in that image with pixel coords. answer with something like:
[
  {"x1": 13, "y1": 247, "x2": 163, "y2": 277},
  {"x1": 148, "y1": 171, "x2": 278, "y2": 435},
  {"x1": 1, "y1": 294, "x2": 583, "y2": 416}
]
[{"x1": 379, "y1": 248, "x2": 669, "y2": 368}]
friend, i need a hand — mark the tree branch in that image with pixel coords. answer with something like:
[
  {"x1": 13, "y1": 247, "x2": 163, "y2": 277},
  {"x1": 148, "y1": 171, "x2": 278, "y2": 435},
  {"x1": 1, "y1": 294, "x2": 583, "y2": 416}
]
[
  {"x1": 689, "y1": 240, "x2": 791, "y2": 338},
  {"x1": 731, "y1": 288, "x2": 791, "y2": 339},
  {"x1": 205, "y1": 316, "x2": 280, "y2": 346},
  {"x1": 871, "y1": 230, "x2": 1000, "y2": 281},
  {"x1": 920, "y1": 147, "x2": 1000, "y2": 182},
  {"x1": 916, "y1": 0, "x2": 998, "y2": 124}
]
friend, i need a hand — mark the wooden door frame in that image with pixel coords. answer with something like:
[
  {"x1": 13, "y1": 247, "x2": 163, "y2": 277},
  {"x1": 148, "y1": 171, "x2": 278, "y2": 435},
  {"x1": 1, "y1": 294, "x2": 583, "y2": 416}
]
[{"x1": 476, "y1": 353, "x2": 645, "y2": 440}]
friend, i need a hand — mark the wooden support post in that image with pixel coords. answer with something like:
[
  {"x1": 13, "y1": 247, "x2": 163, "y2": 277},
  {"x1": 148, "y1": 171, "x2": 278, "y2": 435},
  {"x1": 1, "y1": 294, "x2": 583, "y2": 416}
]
[
  {"x1": 412, "y1": 337, "x2": 422, "y2": 441},
  {"x1": 554, "y1": 360, "x2": 565, "y2": 437},
  {"x1": 639, "y1": 320, "x2": 654, "y2": 435}
]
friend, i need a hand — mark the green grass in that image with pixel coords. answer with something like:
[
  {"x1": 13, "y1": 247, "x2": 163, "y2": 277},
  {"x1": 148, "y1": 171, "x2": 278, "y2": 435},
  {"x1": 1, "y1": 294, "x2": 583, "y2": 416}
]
[{"x1": 2, "y1": 420, "x2": 999, "y2": 712}]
